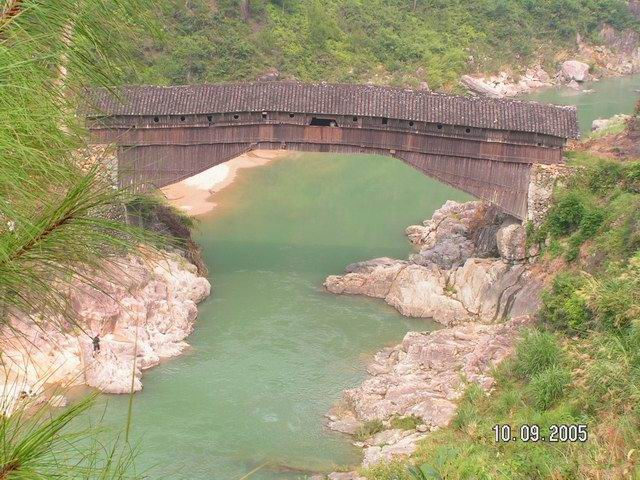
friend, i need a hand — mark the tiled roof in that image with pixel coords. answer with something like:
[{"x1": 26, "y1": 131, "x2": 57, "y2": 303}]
[{"x1": 87, "y1": 82, "x2": 579, "y2": 138}]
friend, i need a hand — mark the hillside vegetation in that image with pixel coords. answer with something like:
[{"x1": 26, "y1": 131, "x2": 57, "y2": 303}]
[
  {"x1": 364, "y1": 128, "x2": 640, "y2": 478},
  {"x1": 128, "y1": 0, "x2": 638, "y2": 90}
]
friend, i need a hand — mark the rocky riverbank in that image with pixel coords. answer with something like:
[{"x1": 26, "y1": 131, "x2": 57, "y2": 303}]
[
  {"x1": 323, "y1": 200, "x2": 550, "y2": 475},
  {"x1": 325, "y1": 201, "x2": 545, "y2": 325},
  {"x1": 0, "y1": 248, "x2": 210, "y2": 415},
  {"x1": 461, "y1": 24, "x2": 640, "y2": 98}
]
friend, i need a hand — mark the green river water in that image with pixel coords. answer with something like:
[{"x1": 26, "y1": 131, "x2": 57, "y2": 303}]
[
  {"x1": 92, "y1": 75, "x2": 640, "y2": 479},
  {"x1": 522, "y1": 74, "x2": 640, "y2": 134}
]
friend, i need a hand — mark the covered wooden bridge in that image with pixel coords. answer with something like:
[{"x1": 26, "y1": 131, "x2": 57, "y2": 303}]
[{"x1": 87, "y1": 82, "x2": 579, "y2": 219}]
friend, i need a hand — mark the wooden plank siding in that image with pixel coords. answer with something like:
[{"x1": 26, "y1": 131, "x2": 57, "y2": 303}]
[{"x1": 86, "y1": 83, "x2": 578, "y2": 220}]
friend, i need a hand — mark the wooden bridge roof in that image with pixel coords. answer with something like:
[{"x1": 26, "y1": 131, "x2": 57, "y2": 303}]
[{"x1": 88, "y1": 82, "x2": 579, "y2": 139}]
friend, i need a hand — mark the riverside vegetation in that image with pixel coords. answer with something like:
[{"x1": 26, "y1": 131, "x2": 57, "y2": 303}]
[
  {"x1": 127, "y1": 0, "x2": 638, "y2": 89},
  {"x1": 362, "y1": 117, "x2": 640, "y2": 479}
]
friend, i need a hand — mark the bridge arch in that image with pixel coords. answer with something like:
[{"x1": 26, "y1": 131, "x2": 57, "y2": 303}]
[{"x1": 86, "y1": 82, "x2": 578, "y2": 219}]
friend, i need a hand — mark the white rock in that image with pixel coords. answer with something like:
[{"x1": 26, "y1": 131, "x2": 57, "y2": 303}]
[
  {"x1": 560, "y1": 60, "x2": 590, "y2": 82},
  {"x1": 0, "y1": 250, "x2": 211, "y2": 402},
  {"x1": 327, "y1": 413, "x2": 361, "y2": 435},
  {"x1": 460, "y1": 75, "x2": 504, "y2": 98},
  {"x1": 591, "y1": 114, "x2": 630, "y2": 132},
  {"x1": 363, "y1": 432, "x2": 428, "y2": 467},
  {"x1": 567, "y1": 79, "x2": 582, "y2": 91},
  {"x1": 385, "y1": 264, "x2": 469, "y2": 324},
  {"x1": 365, "y1": 428, "x2": 409, "y2": 447},
  {"x1": 335, "y1": 318, "x2": 528, "y2": 434}
]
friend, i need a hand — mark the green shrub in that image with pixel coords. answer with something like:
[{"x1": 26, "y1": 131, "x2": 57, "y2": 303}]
[
  {"x1": 579, "y1": 207, "x2": 606, "y2": 238},
  {"x1": 527, "y1": 365, "x2": 572, "y2": 410},
  {"x1": 587, "y1": 161, "x2": 623, "y2": 194},
  {"x1": 588, "y1": 258, "x2": 640, "y2": 331},
  {"x1": 451, "y1": 403, "x2": 478, "y2": 431},
  {"x1": 564, "y1": 233, "x2": 583, "y2": 262},
  {"x1": 363, "y1": 459, "x2": 412, "y2": 480},
  {"x1": 355, "y1": 419, "x2": 385, "y2": 441},
  {"x1": 495, "y1": 387, "x2": 523, "y2": 415},
  {"x1": 561, "y1": 204, "x2": 605, "y2": 262},
  {"x1": 540, "y1": 272, "x2": 592, "y2": 332},
  {"x1": 546, "y1": 191, "x2": 586, "y2": 236},
  {"x1": 514, "y1": 329, "x2": 563, "y2": 378},
  {"x1": 583, "y1": 330, "x2": 640, "y2": 414},
  {"x1": 408, "y1": 464, "x2": 443, "y2": 480},
  {"x1": 390, "y1": 415, "x2": 422, "y2": 431},
  {"x1": 623, "y1": 162, "x2": 640, "y2": 193}
]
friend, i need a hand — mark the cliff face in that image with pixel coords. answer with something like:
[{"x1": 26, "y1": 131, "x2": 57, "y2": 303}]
[{"x1": 0, "y1": 249, "x2": 210, "y2": 415}]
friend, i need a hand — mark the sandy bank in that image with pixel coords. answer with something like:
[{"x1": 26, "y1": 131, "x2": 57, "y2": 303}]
[{"x1": 161, "y1": 150, "x2": 289, "y2": 216}]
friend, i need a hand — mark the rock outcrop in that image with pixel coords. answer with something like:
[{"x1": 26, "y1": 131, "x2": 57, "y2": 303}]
[
  {"x1": 559, "y1": 60, "x2": 591, "y2": 82},
  {"x1": 461, "y1": 28, "x2": 640, "y2": 99},
  {"x1": 461, "y1": 67, "x2": 554, "y2": 98},
  {"x1": 0, "y1": 249, "x2": 211, "y2": 414},
  {"x1": 460, "y1": 75, "x2": 505, "y2": 98},
  {"x1": 527, "y1": 164, "x2": 571, "y2": 227},
  {"x1": 325, "y1": 201, "x2": 541, "y2": 326},
  {"x1": 591, "y1": 114, "x2": 631, "y2": 132},
  {"x1": 327, "y1": 316, "x2": 534, "y2": 467},
  {"x1": 324, "y1": 200, "x2": 548, "y2": 471}
]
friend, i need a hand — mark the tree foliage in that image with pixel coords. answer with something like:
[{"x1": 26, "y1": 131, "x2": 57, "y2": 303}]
[
  {"x1": 0, "y1": 0, "x2": 162, "y2": 320},
  {"x1": 1, "y1": 0, "x2": 163, "y2": 477},
  {"x1": 128, "y1": 0, "x2": 638, "y2": 90}
]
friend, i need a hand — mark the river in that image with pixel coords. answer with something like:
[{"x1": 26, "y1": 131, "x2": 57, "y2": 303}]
[
  {"x1": 522, "y1": 74, "x2": 640, "y2": 134},
  {"x1": 92, "y1": 152, "x2": 468, "y2": 479},
  {"x1": 92, "y1": 75, "x2": 639, "y2": 479}
]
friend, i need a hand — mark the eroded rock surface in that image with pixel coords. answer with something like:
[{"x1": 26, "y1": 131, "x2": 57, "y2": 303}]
[
  {"x1": 460, "y1": 67, "x2": 553, "y2": 97},
  {"x1": 527, "y1": 164, "x2": 571, "y2": 227},
  {"x1": 325, "y1": 201, "x2": 539, "y2": 326},
  {"x1": 327, "y1": 316, "x2": 534, "y2": 467},
  {"x1": 0, "y1": 249, "x2": 211, "y2": 414}
]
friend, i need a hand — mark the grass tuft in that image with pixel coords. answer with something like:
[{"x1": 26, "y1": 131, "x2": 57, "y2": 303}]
[
  {"x1": 514, "y1": 329, "x2": 563, "y2": 378},
  {"x1": 527, "y1": 365, "x2": 572, "y2": 410},
  {"x1": 389, "y1": 415, "x2": 423, "y2": 431},
  {"x1": 354, "y1": 419, "x2": 385, "y2": 441}
]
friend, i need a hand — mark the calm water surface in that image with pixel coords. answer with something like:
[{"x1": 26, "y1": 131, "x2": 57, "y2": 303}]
[
  {"x1": 92, "y1": 75, "x2": 638, "y2": 479},
  {"x1": 93, "y1": 153, "x2": 469, "y2": 479},
  {"x1": 522, "y1": 74, "x2": 640, "y2": 134}
]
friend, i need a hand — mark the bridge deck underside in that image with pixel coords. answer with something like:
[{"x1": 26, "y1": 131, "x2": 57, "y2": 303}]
[{"x1": 91, "y1": 119, "x2": 564, "y2": 220}]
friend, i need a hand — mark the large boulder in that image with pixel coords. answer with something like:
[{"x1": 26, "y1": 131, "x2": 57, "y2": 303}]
[
  {"x1": 407, "y1": 200, "x2": 503, "y2": 269},
  {"x1": 452, "y1": 258, "x2": 526, "y2": 320},
  {"x1": 324, "y1": 258, "x2": 406, "y2": 298},
  {"x1": 409, "y1": 233, "x2": 475, "y2": 270},
  {"x1": 496, "y1": 221, "x2": 527, "y2": 261},
  {"x1": 257, "y1": 67, "x2": 280, "y2": 81},
  {"x1": 559, "y1": 60, "x2": 590, "y2": 82},
  {"x1": 460, "y1": 75, "x2": 504, "y2": 98},
  {"x1": 385, "y1": 264, "x2": 470, "y2": 325},
  {"x1": 0, "y1": 250, "x2": 211, "y2": 404},
  {"x1": 325, "y1": 201, "x2": 540, "y2": 325}
]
